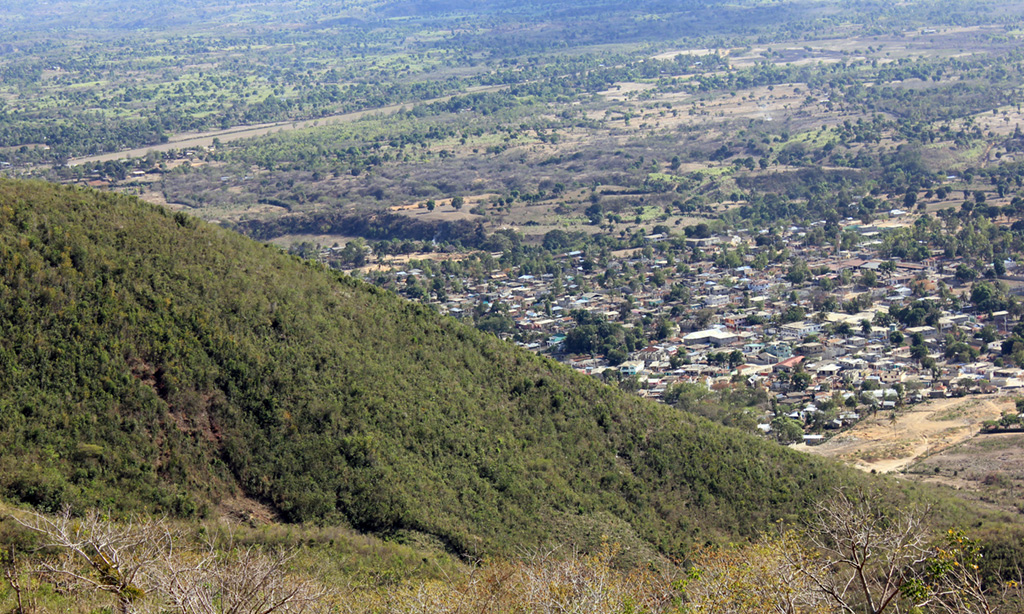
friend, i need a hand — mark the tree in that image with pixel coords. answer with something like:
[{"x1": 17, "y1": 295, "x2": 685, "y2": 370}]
[
  {"x1": 147, "y1": 544, "x2": 327, "y2": 614},
  {"x1": 687, "y1": 222, "x2": 711, "y2": 239},
  {"x1": 860, "y1": 269, "x2": 878, "y2": 288},
  {"x1": 903, "y1": 190, "x2": 917, "y2": 209},
  {"x1": 780, "y1": 306, "x2": 805, "y2": 324},
  {"x1": 11, "y1": 507, "x2": 328, "y2": 614},
  {"x1": 619, "y1": 375, "x2": 641, "y2": 393},
  {"x1": 955, "y1": 264, "x2": 978, "y2": 283},
  {"x1": 337, "y1": 240, "x2": 367, "y2": 268},
  {"x1": 798, "y1": 490, "x2": 932, "y2": 614},
  {"x1": 12, "y1": 508, "x2": 161, "y2": 613},
  {"x1": 903, "y1": 528, "x2": 1023, "y2": 614},
  {"x1": 920, "y1": 356, "x2": 938, "y2": 378},
  {"x1": 1, "y1": 545, "x2": 28, "y2": 614},
  {"x1": 542, "y1": 229, "x2": 572, "y2": 251},
  {"x1": 787, "y1": 260, "x2": 811, "y2": 284},
  {"x1": 654, "y1": 317, "x2": 673, "y2": 340},
  {"x1": 450, "y1": 196, "x2": 464, "y2": 210},
  {"x1": 771, "y1": 416, "x2": 805, "y2": 444},
  {"x1": 606, "y1": 346, "x2": 628, "y2": 365},
  {"x1": 651, "y1": 269, "x2": 667, "y2": 287},
  {"x1": 978, "y1": 324, "x2": 998, "y2": 344}
]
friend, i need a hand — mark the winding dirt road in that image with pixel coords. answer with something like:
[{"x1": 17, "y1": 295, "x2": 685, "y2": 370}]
[{"x1": 794, "y1": 395, "x2": 1010, "y2": 473}]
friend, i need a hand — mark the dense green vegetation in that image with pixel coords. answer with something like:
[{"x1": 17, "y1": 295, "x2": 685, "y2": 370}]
[{"x1": 0, "y1": 179, "x2": 903, "y2": 558}]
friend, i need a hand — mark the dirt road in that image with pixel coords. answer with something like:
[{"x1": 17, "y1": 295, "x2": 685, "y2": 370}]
[
  {"x1": 794, "y1": 395, "x2": 1010, "y2": 473},
  {"x1": 68, "y1": 85, "x2": 505, "y2": 167}
]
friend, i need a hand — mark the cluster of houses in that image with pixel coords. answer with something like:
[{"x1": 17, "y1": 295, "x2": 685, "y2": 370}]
[{"x1": 331, "y1": 218, "x2": 1024, "y2": 442}]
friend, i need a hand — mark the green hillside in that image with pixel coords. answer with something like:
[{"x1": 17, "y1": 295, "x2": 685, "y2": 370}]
[{"x1": 0, "y1": 179, "x2": 870, "y2": 557}]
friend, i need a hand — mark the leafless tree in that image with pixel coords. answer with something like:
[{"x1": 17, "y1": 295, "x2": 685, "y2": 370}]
[
  {"x1": 799, "y1": 490, "x2": 932, "y2": 614},
  {"x1": 147, "y1": 542, "x2": 328, "y2": 614},
  {"x1": 11, "y1": 507, "x2": 171, "y2": 613},
  {"x1": 9, "y1": 506, "x2": 328, "y2": 614},
  {"x1": 2, "y1": 545, "x2": 31, "y2": 614}
]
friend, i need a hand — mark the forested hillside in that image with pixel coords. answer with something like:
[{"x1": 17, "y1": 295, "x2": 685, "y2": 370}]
[{"x1": 0, "y1": 179, "x2": 881, "y2": 557}]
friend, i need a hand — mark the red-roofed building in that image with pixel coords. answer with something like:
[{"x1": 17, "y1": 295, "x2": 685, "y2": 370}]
[{"x1": 774, "y1": 356, "x2": 806, "y2": 373}]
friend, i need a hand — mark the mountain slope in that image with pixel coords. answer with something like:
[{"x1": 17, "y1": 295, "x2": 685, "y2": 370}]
[{"x1": 0, "y1": 179, "x2": 866, "y2": 556}]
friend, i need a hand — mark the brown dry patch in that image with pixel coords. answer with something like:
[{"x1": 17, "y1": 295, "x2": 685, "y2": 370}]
[
  {"x1": 597, "y1": 82, "x2": 657, "y2": 102},
  {"x1": 217, "y1": 495, "x2": 281, "y2": 526},
  {"x1": 973, "y1": 106, "x2": 1024, "y2": 140},
  {"x1": 599, "y1": 82, "x2": 824, "y2": 133},
  {"x1": 138, "y1": 189, "x2": 192, "y2": 212},
  {"x1": 906, "y1": 431, "x2": 1024, "y2": 514},
  {"x1": 649, "y1": 48, "x2": 721, "y2": 61},
  {"x1": 795, "y1": 395, "x2": 1011, "y2": 474},
  {"x1": 267, "y1": 233, "x2": 365, "y2": 249}
]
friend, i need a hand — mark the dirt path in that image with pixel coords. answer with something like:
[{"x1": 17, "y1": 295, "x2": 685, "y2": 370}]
[
  {"x1": 794, "y1": 395, "x2": 1010, "y2": 473},
  {"x1": 68, "y1": 85, "x2": 506, "y2": 166}
]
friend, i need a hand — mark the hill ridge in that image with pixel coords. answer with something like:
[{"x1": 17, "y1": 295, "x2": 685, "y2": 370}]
[{"x1": 0, "y1": 179, "x2": 860, "y2": 557}]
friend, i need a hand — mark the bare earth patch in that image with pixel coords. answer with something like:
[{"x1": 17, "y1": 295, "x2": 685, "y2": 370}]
[
  {"x1": 794, "y1": 395, "x2": 1011, "y2": 474},
  {"x1": 217, "y1": 495, "x2": 281, "y2": 526},
  {"x1": 902, "y1": 430, "x2": 1024, "y2": 514}
]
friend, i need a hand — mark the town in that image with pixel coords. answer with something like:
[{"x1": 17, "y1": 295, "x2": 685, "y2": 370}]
[{"x1": 315, "y1": 205, "x2": 1024, "y2": 444}]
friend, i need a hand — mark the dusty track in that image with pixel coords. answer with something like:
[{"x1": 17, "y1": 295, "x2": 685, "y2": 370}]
[
  {"x1": 68, "y1": 85, "x2": 505, "y2": 167},
  {"x1": 794, "y1": 395, "x2": 1011, "y2": 473}
]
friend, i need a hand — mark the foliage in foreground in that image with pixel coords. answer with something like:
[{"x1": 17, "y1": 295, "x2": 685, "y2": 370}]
[{"x1": 3, "y1": 492, "x2": 1024, "y2": 614}]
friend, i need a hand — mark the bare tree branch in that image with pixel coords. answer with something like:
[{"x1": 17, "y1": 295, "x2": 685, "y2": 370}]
[
  {"x1": 9, "y1": 507, "x2": 329, "y2": 614},
  {"x1": 798, "y1": 489, "x2": 932, "y2": 614}
]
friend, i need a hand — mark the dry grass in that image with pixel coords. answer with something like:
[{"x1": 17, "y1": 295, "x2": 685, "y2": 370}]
[{"x1": 334, "y1": 543, "x2": 683, "y2": 614}]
